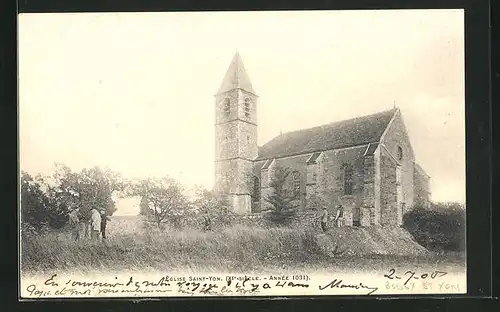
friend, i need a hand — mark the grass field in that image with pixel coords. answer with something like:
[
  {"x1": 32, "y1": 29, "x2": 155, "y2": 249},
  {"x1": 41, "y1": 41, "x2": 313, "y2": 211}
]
[{"x1": 20, "y1": 216, "x2": 466, "y2": 276}]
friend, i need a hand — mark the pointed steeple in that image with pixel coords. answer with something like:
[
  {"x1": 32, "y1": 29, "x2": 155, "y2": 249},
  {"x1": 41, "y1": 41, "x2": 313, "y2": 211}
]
[{"x1": 217, "y1": 52, "x2": 256, "y2": 95}]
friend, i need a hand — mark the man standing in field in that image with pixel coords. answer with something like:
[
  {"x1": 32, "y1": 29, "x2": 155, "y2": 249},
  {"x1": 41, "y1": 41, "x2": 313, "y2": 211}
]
[
  {"x1": 68, "y1": 208, "x2": 80, "y2": 241},
  {"x1": 100, "y1": 210, "x2": 110, "y2": 240},
  {"x1": 90, "y1": 208, "x2": 102, "y2": 240},
  {"x1": 320, "y1": 207, "x2": 328, "y2": 232},
  {"x1": 335, "y1": 205, "x2": 344, "y2": 227}
]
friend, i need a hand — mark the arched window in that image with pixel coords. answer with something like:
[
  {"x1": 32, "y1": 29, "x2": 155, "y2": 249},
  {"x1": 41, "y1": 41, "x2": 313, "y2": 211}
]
[
  {"x1": 397, "y1": 146, "x2": 403, "y2": 161},
  {"x1": 292, "y1": 171, "x2": 300, "y2": 195},
  {"x1": 253, "y1": 176, "x2": 260, "y2": 199},
  {"x1": 244, "y1": 98, "x2": 251, "y2": 118},
  {"x1": 223, "y1": 98, "x2": 230, "y2": 116},
  {"x1": 343, "y1": 164, "x2": 353, "y2": 195}
]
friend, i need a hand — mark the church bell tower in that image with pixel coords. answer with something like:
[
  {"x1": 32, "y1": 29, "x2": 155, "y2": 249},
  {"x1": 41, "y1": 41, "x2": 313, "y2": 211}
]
[{"x1": 214, "y1": 52, "x2": 258, "y2": 214}]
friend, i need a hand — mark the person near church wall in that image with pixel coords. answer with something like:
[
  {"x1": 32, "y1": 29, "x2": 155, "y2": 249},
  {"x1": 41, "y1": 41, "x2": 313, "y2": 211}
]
[{"x1": 335, "y1": 205, "x2": 344, "y2": 227}]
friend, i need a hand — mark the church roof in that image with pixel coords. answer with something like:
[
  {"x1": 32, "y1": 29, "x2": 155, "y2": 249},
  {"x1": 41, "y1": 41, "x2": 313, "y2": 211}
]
[
  {"x1": 256, "y1": 109, "x2": 396, "y2": 160},
  {"x1": 216, "y1": 52, "x2": 256, "y2": 95}
]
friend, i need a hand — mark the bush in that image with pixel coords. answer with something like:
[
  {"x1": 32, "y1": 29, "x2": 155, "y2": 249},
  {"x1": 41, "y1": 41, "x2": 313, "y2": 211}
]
[
  {"x1": 190, "y1": 187, "x2": 238, "y2": 230},
  {"x1": 403, "y1": 202, "x2": 465, "y2": 251}
]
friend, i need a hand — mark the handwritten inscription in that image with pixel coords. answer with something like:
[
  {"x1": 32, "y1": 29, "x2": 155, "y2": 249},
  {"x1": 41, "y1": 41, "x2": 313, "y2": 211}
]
[
  {"x1": 24, "y1": 274, "x2": 313, "y2": 298},
  {"x1": 383, "y1": 269, "x2": 448, "y2": 286},
  {"x1": 319, "y1": 278, "x2": 378, "y2": 295},
  {"x1": 22, "y1": 270, "x2": 463, "y2": 298}
]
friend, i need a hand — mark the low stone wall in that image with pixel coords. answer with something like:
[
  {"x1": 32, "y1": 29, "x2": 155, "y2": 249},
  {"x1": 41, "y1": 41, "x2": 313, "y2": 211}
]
[
  {"x1": 235, "y1": 211, "x2": 328, "y2": 231},
  {"x1": 360, "y1": 208, "x2": 371, "y2": 226},
  {"x1": 235, "y1": 210, "x2": 389, "y2": 230},
  {"x1": 170, "y1": 210, "x2": 385, "y2": 232}
]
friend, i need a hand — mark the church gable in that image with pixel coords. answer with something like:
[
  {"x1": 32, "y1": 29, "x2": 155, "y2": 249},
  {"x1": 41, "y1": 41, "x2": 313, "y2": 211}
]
[
  {"x1": 379, "y1": 108, "x2": 415, "y2": 161},
  {"x1": 378, "y1": 108, "x2": 416, "y2": 221}
]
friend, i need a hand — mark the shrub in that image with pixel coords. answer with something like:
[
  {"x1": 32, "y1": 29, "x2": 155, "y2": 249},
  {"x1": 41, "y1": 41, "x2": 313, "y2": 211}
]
[
  {"x1": 403, "y1": 202, "x2": 465, "y2": 251},
  {"x1": 190, "y1": 187, "x2": 237, "y2": 230}
]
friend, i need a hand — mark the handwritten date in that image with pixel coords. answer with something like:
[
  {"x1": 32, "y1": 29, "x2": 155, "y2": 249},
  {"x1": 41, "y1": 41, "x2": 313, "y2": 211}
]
[{"x1": 383, "y1": 269, "x2": 447, "y2": 285}]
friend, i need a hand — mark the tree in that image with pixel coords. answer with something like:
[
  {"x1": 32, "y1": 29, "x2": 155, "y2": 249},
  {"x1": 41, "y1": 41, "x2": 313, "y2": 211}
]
[
  {"x1": 264, "y1": 166, "x2": 300, "y2": 224},
  {"x1": 20, "y1": 164, "x2": 125, "y2": 234},
  {"x1": 129, "y1": 177, "x2": 188, "y2": 229},
  {"x1": 20, "y1": 171, "x2": 51, "y2": 232},
  {"x1": 44, "y1": 164, "x2": 124, "y2": 227}
]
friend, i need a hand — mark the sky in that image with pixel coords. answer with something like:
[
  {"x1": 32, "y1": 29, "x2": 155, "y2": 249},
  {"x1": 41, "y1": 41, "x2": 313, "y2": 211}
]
[{"x1": 19, "y1": 10, "x2": 465, "y2": 215}]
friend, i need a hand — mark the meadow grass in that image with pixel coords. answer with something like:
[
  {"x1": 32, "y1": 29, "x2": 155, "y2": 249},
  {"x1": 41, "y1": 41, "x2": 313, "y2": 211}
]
[
  {"x1": 21, "y1": 224, "x2": 324, "y2": 274},
  {"x1": 21, "y1": 221, "x2": 466, "y2": 276}
]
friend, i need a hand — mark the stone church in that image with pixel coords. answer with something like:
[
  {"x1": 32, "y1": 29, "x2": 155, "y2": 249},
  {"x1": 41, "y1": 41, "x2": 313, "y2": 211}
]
[{"x1": 213, "y1": 52, "x2": 431, "y2": 227}]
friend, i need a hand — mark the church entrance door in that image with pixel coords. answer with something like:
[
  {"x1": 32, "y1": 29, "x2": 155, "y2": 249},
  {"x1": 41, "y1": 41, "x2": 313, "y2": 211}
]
[{"x1": 353, "y1": 208, "x2": 360, "y2": 227}]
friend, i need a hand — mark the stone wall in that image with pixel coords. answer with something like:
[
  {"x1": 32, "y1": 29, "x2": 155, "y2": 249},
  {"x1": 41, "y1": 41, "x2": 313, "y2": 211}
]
[
  {"x1": 254, "y1": 145, "x2": 378, "y2": 226},
  {"x1": 362, "y1": 154, "x2": 378, "y2": 225},
  {"x1": 214, "y1": 160, "x2": 238, "y2": 194},
  {"x1": 379, "y1": 147, "x2": 398, "y2": 226},
  {"x1": 237, "y1": 121, "x2": 258, "y2": 160},
  {"x1": 215, "y1": 159, "x2": 254, "y2": 196},
  {"x1": 237, "y1": 211, "x2": 327, "y2": 231},
  {"x1": 316, "y1": 146, "x2": 368, "y2": 224},
  {"x1": 214, "y1": 121, "x2": 239, "y2": 160},
  {"x1": 360, "y1": 207, "x2": 372, "y2": 226},
  {"x1": 380, "y1": 110, "x2": 415, "y2": 209}
]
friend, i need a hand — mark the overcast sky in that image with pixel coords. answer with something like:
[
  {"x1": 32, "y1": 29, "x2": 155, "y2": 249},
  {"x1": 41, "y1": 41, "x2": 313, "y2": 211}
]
[{"x1": 19, "y1": 10, "x2": 465, "y2": 215}]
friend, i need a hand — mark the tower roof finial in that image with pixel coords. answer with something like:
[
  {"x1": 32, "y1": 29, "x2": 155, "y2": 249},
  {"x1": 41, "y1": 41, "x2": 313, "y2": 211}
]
[{"x1": 216, "y1": 52, "x2": 256, "y2": 95}]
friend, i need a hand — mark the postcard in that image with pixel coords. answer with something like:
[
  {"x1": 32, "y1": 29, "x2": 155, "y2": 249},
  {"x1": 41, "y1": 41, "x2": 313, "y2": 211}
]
[{"x1": 18, "y1": 9, "x2": 466, "y2": 298}]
